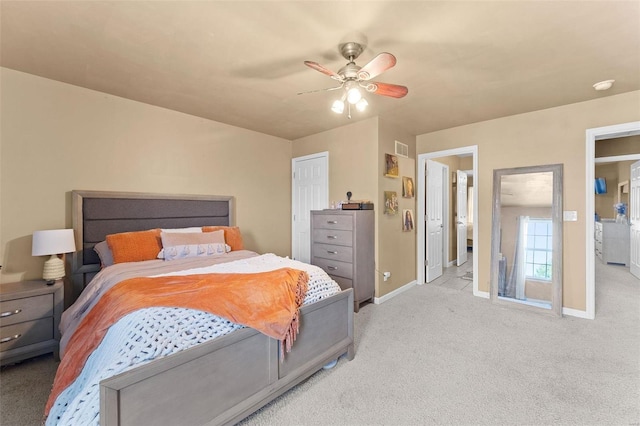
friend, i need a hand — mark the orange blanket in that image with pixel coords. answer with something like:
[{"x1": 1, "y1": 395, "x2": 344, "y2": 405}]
[{"x1": 45, "y1": 267, "x2": 308, "y2": 415}]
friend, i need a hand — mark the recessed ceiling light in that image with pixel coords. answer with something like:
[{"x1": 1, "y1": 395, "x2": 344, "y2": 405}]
[{"x1": 593, "y1": 80, "x2": 615, "y2": 91}]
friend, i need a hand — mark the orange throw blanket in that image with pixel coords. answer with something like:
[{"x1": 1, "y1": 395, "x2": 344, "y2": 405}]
[{"x1": 45, "y1": 267, "x2": 308, "y2": 415}]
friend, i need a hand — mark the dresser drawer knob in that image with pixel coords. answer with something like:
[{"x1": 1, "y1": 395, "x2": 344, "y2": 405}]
[
  {"x1": 327, "y1": 220, "x2": 338, "y2": 224},
  {"x1": 0, "y1": 309, "x2": 22, "y2": 318},
  {"x1": 327, "y1": 250, "x2": 338, "y2": 254},
  {"x1": 327, "y1": 266, "x2": 338, "y2": 271},
  {"x1": 327, "y1": 235, "x2": 337, "y2": 239},
  {"x1": 0, "y1": 334, "x2": 21, "y2": 344}
]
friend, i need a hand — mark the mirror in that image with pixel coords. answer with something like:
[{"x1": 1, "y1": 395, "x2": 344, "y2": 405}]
[{"x1": 490, "y1": 164, "x2": 563, "y2": 316}]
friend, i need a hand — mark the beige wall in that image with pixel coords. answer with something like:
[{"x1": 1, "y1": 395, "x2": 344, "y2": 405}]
[
  {"x1": 377, "y1": 118, "x2": 417, "y2": 296},
  {"x1": 595, "y1": 135, "x2": 640, "y2": 157},
  {"x1": 595, "y1": 163, "x2": 620, "y2": 219},
  {"x1": 594, "y1": 162, "x2": 637, "y2": 219},
  {"x1": 293, "y1": 116, "x2": 417, "y2": 298},
  {"x1": 1, "y1": 68, "x2": 292, "y2": 283},
  {"x1": 292, "y1": 117, "x2": 379, "y2": 205},
  {"x1": 417, "y1": 90, "x2": 640, "y2": 311}
]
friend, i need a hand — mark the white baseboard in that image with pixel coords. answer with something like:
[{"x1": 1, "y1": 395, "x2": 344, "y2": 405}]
[
  {"x1": 474, "y1": 290, "x2": 490, "y2": 299},
  {"x1": 375, "y1": 280, "x2": 417, "y2": 304},
  {"x1": 562, "y1": 307, "x2": 594, "y2": 319}
]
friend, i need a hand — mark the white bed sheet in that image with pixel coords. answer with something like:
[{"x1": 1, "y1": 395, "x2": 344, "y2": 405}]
[{"x1": 47, "y1": 253, "x2": 341, "y2": 425}]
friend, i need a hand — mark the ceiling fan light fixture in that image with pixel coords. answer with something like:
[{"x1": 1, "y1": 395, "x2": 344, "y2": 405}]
[
  {"x1": 355, "y1": 98, "x2": 368, "y2": 112},
  {"x1": 347, "y1": 86, "x2": 362, "y2": 104},
  {"x1": 331, "y1": 99, "x2": 345, "y2": 114}
]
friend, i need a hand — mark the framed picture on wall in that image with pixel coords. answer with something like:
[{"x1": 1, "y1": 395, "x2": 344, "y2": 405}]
[
  {"x1": 385, "y1": 153, "x2": 399, "y2": 177},
  {"x1": 402, "y1": 209, "x2": 414, "y2": 231},
  {"x1": 384, "y1": 191, "x2": 398, "y2": 215},
  {"x1": 402, "y1": 177, "x2": 414, "y2": 198}
]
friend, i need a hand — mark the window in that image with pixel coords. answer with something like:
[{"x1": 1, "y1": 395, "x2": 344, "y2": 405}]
[{"x1": 525, "y1": 219, "x2": 552, "y2": 281}]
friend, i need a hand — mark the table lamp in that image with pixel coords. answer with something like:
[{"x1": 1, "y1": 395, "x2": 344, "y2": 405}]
[{"x1": 32, "y1": 229, "x2": 76, "y2": 283}]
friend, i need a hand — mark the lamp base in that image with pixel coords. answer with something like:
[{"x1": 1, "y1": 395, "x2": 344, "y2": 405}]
[{"x1": 42, "y1": 254, "x2": 65, "y2": 281}]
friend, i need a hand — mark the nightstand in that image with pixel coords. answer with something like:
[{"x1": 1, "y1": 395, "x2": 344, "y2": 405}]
[{"x1": 0, "y1": 279, "x2": 63, "y2": 366}]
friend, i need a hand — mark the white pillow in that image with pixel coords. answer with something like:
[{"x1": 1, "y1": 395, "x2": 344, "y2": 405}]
[{"x1": 159, "y1": 230, "x2": 230, "y2": 261}]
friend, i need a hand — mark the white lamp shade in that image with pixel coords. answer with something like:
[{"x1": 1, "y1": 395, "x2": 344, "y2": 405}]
[{"x1": 32, "y1": 229, "x2": 76, "y2": 256}]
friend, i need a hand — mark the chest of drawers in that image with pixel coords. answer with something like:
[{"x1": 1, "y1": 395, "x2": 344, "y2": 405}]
[
  {"x1": 0, "y1": 280, "x2": 63, "y2": 365},
  {"x1": 594, "y1": 220, "x2": 630, "y2": 266},
  {"x1": 311, "y1": 210, "x2": 374, "y2": 312}
]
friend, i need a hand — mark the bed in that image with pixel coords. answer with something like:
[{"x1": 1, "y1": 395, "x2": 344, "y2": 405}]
[{"x1": 48, "y1": 190, "x2": 354, "y2": 425}]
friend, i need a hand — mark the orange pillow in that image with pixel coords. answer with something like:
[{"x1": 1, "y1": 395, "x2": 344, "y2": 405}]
[
  {"x1": 202, "y1": 226, "x2": 244, "y2": 251},
  {"x1": 106, "y1": 229, "x2": 162, "y2": 264}
]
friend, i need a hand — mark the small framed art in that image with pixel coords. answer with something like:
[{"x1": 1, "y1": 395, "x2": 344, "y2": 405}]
[
  {"x1": 402, "y1": 209, "x2": 414, "y2": 231},
  {"x1": 402, "y1": 177, "x2": 414, "y2": 198},
  {"x1": 385, "y1": 153, "x2": 399, "y2": 177},
  {"x1": 384, "y1": 191, "x2": 398, "y2": 215}
]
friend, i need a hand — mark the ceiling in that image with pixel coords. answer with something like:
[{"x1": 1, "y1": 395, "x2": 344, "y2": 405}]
[
  {"x1": 1, "y1": 1, "x2": 639, "y2": 140},
  {"x1": 501, "y1": 172, "x2": 553, "y2": 207}
]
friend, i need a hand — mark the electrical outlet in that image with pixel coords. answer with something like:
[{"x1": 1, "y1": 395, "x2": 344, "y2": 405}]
[{"x1": 383, "y1": 271, "x2": 391, "y2": 281}]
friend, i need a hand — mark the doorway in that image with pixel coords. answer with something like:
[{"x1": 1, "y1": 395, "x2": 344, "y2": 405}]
[
  {"x1": 585, "y1": 121, "x2": 640, "y2": 319},
  {"x1": 417, "y1": 145, "x2": 482, "y2": 297},
  {"x1": 291, "y1": 152, "x2": 329, "y2": 263}
]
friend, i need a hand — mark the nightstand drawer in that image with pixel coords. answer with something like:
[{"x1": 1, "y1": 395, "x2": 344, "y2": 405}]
[
  {"x1": 0, "y1": 294, "x2": 53, "y2": 327},
  {"x1": 313, "y1": 257, "x2": 353, "y2": 279},
  {"x1": 0, "y1": 317, "x2": 53, "y2": 351},
  {"x1": 312, "y1": 229, "x2": 353, "y2": 246},
  {"x1": 312, "y1": 243, "x2": 353, "y2": 263},
  {"x1": 312, "y1": 214, "x2": 354, "y2": 231}
]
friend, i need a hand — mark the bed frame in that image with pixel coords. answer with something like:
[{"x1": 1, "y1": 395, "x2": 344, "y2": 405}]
[{"x1": 67, "y1": 190, "x2": 355, "y2": 425}]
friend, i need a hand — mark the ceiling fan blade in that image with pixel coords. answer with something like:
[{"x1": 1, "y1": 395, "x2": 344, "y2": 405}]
[
  {"x1": 357, "y1": 53, "x2": 396, "y2": 80},
  {"x1": 297, "y1": 85, "x2": 344, "y2": 95},
  {"x1": 304, "y1": 61, "x2": 343, "y2": 81},
  {"x1": 365, "y1": 82, "x2": 408, "y2": 98}
]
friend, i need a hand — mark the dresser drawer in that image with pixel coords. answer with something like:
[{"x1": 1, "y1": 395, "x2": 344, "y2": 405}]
[
  {"x1": 312, "y1": 243, "x2": 353, "y2": 263},
  {"x1": 312, "y1": 214, "x2": 353, "y2": 231},
  {"x1": 0, "y1": 294, "x2": 53, "y2": 327},
  {"x1": 330, "y1": 275, "x2": 353, "y2": 291},
  {"x1": 0, "y1": 317, "x2": 53, "y2": 351},
  {"x1": 313, "y1": 257, "x2": 353, "y2": 280},
  {"x1": 312, "y1": 229, "x2": 353, "y2": 246}
]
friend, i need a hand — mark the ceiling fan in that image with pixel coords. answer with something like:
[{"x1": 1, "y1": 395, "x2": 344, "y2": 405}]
[{"x1": 300, "y1": 42, "x2": 408, "y2": 117}]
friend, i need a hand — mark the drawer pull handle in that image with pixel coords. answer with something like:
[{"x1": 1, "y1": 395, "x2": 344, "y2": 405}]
[
  {"x1": 327, "y1": 266, "x2": 338, "y2": 271},
  {"x1": 327, "y1": 220, "x2": 338, "y2": 224},
  {"x1": 327, "y1": 235, "x2": 338, "y2": 239},
  {"x1": 327, "y1": 251, "x2": 338, "y2": 254},
  {"x1": 0, "y1": 309, "x2": 22, "y2": 318},
  {"x1": 0, "y1": 334, "x2": 21, "y2": 344}
]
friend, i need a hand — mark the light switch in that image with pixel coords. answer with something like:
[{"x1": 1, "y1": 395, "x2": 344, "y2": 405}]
[{"x1": 563, "y1": 211, "x2": 578, "y2": 221}]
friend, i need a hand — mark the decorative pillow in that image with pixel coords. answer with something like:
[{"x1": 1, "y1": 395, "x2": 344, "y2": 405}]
[
  {"x1": 106, "y1": 229, "x2": 162, "y2": 264},
  {"x1": 94, "y1": 240, "x2": 114, "y2": 268},
  {"x1": 157, "y1": 227, "x2": 204, "y2": 258},
  {"x1": 160, "y1": 230, "x2": 229, "y2": 261},
  {"x1": 202, "y1": 226, "x2": 244, "y2": 251}
]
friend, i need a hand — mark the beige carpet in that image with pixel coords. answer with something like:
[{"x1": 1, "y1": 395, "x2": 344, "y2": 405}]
[{"x1": 2, "y1": 260, "x2": 638, "y2": 425}]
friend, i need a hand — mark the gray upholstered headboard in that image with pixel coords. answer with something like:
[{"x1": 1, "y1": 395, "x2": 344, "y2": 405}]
[{"x1": 67, "y1": 190, "x2": 234, "y2": 304}]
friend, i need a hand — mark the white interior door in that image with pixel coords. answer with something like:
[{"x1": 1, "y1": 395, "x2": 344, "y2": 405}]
[
  {"x1": 456, "y1": 170, "x2": 468, "y2": 266},
  {"x1": 292, "y1": 153, "x2": 328, "y2": 263},
  {"x1": 426, "y1": 160, "x2": 444, "y2": 282},
  {"x1": 630, "y1": 160, "x2": 640, "y2": 279}
]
